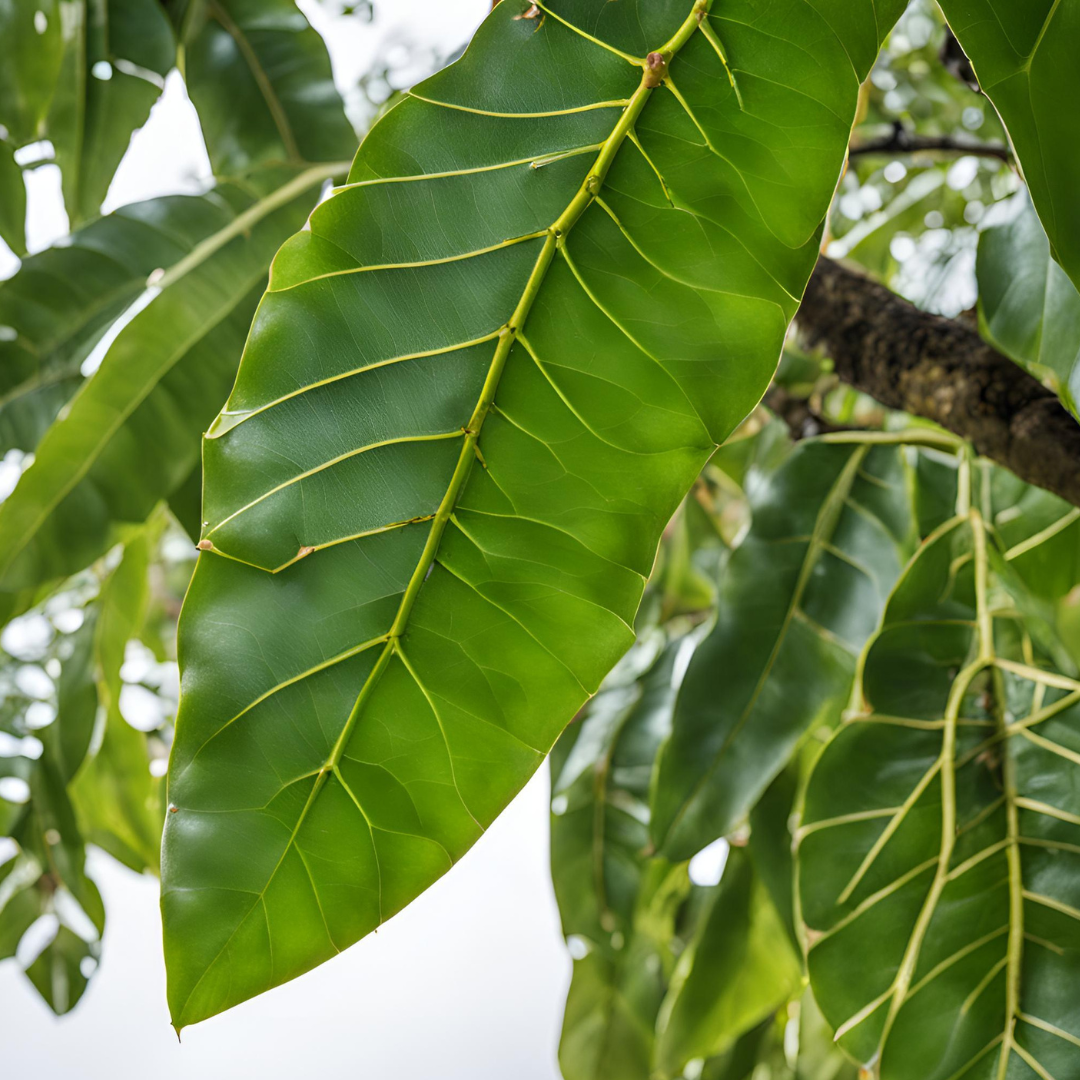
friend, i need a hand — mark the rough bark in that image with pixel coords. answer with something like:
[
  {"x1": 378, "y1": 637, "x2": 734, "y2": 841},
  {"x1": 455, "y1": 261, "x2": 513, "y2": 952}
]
[{"x1": 798, "y1": 257, "x2": 1080, "y2": 508}]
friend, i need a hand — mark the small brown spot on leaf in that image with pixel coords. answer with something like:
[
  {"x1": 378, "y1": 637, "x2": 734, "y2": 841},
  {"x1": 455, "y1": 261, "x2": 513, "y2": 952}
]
[
  {"x1": 515, "y1": 3, "x2": 540, "y2": 18},
  {"x1": 197, "y1": 539, "x2": 213, "y2": 551},
  {"x1": 297, "y1": 545, "x2": 316, "y2": 560}
]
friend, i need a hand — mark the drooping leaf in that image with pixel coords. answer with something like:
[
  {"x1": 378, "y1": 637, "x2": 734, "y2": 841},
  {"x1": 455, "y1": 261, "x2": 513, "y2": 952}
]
[
  {"x1": 0, "y1": 137, "x2": 26, "y2": 256},
  {"x1": 654, "y1": 847, "x2": 803, "y2": 1080},
  {"x1": 168, "y1": 0, "x2": 355, "y2": 177},
  {"x1": 652, "y1": 437, "x2": 914, "y2": 860},
  {"x1": 162, "y1": 0, "x2": 908, "y2": 1027},
  {"x1": 46, "y1": 0, "x2": 176, "y2": 225},
  {"x1": 70, "y1": 531, "x2": 163, "y2": 873},
  {"x1": 552, "y1": 631, "x2": 696, "y2": 1080},
  {"x1": 39, "y1": 612, "x2": 99, "y2": 783},
  {"x1": 978, "y1": 193, "x2": 1080, "y2": 417},
  {"x1": 0, "y1": 0, "x2": 64, "y2": 145},
  {"x1": 938, "y1": 0, "x2": 1080, "y2": 292},
  {"x1": 798, "y1": 510, "x2": 1080, "y2": 1077},
  {"x1": 0, "y1": 165, "x2": 342, "y2": 597}
]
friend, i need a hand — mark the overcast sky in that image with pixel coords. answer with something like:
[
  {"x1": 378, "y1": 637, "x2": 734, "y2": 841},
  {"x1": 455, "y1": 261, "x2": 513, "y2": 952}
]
[{"x1": 0, "y1": 4, "x2": 574, "y2": 1077}]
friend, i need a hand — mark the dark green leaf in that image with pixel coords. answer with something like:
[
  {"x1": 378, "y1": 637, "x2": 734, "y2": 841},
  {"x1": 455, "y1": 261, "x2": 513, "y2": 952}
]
[
  {"x1": 46, "y1": 0, "x2": 175, "y2": 225},
  {"x1": 977, "y1": 193, "x2": 1080, "y2": 417},
  {"x1": 162, "y1": 0, "x2": 906, "y2": 1028},
  {"x1": 652, "y1": 438, "x2": 914, "y2": 860},
  {"x1": 0, "y1": 137, "x2": 26, "y2": 256},
  {"x1": 0, "y1": 0, "x2": 65, "y2": 145},
  {"x1": 169, "y1": 0, "x2": 355, "y2": 177},
  {"x1": 799, "y1": 510, "x2": 1080, "y2": 1077}
]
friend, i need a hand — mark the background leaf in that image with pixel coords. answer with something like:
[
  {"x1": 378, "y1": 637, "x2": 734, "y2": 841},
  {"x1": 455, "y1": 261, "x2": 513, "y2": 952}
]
[
  {"x1": 977, "y1": 193, "x2": 1080, "y2": 417},
  {"x1": 652, "y1": 438, "x2": 914, "y2": 860}
]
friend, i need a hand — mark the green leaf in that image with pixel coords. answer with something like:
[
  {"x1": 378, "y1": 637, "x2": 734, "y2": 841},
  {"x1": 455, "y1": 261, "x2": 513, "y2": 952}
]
[
  {"x1": 39, "y1": 612, "x2": 99, "y2": 783},
  {"x1": 655, "y1": 848, "x2": 803, "y2": 1079},
  {"x1": 169, "y1": 0, "x2": 355, "y2": 177},
  {"x1": 552, "y1": 632, "x2": 695, "y2": 1080},
  {"x1": 70, "y1": 532, "x2": 164, "y2": 873},
  {"x1": 46, "y1": 0, "x2": 175, "y2": 225},
  {"x1": 0, "y1": 185, "x2": 297, "y2": 459},
  {"x1": 652, "y1": 438, "x2": 914, "y2": 860},
  {"x1": 977, "y1": 193, "x2": 1080, "y2": 417},
  {"x1": 0, "y1": 0, "x2": 65, "y2": 145},
  {"x1": 798, "y1": 510, "x2": 1080, "y2": 1077},
  {"x1": 938, "y1": 0, "x2": 1080, "y2": 292},
  {"x1": 0, "y1": 166, "x2": 339, "y2": 596},
  {"x1": 162, "y1": 0, "x2": 906, "y2": 1028},
  {"x1": 0, "y1": 137, "x2": 26, "y2": 256}
]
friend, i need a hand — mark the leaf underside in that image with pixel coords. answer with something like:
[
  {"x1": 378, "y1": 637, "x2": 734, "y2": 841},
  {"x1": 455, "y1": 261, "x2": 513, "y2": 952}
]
[
  {"x1": 799, "y1": 513, "x2": 1080, "y2": 1079},
  {"x1": 162, "y1": 0, "x2": 903, "y2": 1027}
]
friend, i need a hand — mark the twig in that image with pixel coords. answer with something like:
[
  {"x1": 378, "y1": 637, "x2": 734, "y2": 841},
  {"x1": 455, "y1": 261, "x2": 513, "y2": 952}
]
[{"x1": 849, "y1": 121, "x2": 1010, "y2": 163}]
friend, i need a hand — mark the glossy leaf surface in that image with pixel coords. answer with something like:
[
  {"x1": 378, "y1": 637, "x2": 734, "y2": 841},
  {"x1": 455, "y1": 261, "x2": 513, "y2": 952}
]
[
  {"x1": 169, "y1": 0, "x2": 355, "y2": 177},
  {"x1": 939, "y1": 0, "x2": 1080, "y2": 291},
  {"x1": 0, "y1": 167, "x2": 335, "y2": 596},
  {"x1": 799, "y1": 511, "x2": 1080, "y2": 1077},
  {"x1": 652, "y1": 438, "x2": 913, "y2": 860},
  {"x1": 978, "y1": 193, "x2": 1080, "y2": 417},
  {"x1": 163, "y1": 0, "x2": 904, "y2": 1027}
]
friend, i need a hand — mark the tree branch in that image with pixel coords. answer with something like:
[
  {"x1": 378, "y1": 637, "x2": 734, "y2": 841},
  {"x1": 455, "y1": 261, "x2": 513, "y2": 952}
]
[
  {"x1": 849, "y1": 121, "x2": 1011, "y2": 163},
  {"x1": 797, "y1": 257, "x2": 1080, "y2": 508}
]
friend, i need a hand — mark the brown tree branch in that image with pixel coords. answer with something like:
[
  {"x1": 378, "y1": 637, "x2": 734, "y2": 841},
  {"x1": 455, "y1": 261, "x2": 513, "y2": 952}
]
[
  {"x1": 849, "y1": 121, "x2": 1011, "y2": 163},
  {"x1": 797, "y1": 257, "x2": 1080, "y2": 508}
]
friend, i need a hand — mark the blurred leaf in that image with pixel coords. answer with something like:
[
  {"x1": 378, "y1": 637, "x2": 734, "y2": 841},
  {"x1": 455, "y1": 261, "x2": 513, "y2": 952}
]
[
  {"x1": 0, "y1": 165, "x2": 338, "y2": 596},
  {"x1": 24, "y1": 921, "x2": 98, "y2": 1014},
  {"x1": 652, "y1": 439, "x2": 914, "y2": 860},
  {"x1": 0, "y1": 186, "x2": 292, "y2": 459},
  {"x1": 71, "y1": 532, "x2": 163, "y2": 873},
  {"x1": 39, "y1": 612, "x2": 99, "y2": 783},
  {"x1": 799, "y1": 510, "x2": 1080, "y2": 1076},
  {"x1": 169, "y1": 0, "x2": 356, "y2": 177},
  {"x1": 977, "y1": 193, "x2": 1080, "y2": 416},
  {"x1": 161, "y1": 0, "x2": 903, "y2": 1028},
  {"x1": 655, "y1": 848, "x2": 803, "y2": 1079},
  {"x1": 940, "y1": 0, "x2": 1080, "y2": 292},
  {"x1": 0, "y1": 137, "x2": 26, "y2": 256},
  {"x1": 46, "y1": 0, "x2": 175, "y2": 225},
  {"x1": 553, "y1": 633, "x2": 695, "y2": 1080},
  {"x1": 0, "y1": 0, "x2": 65, "y2": 145}
]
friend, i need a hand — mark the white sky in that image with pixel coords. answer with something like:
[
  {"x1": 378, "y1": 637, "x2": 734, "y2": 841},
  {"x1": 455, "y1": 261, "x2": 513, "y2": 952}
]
[{"x1": 0, "y1": 4, "x2": 572, "y2": 1076}]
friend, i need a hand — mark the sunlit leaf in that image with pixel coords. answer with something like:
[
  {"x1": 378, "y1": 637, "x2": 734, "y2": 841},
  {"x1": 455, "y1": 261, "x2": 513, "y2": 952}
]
[{"x1": 162, "y1": 0, "x2": 907, "y2": 1028}]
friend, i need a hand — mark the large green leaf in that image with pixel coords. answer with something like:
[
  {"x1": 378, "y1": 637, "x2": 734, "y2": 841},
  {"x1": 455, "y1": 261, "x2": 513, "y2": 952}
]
[
  {"x1": 46, "y1": 0, "x2": 175, "y2": 225},
  {"x1": 798, "y1": 510, "x2": 1080, "y2": 1077},
  {"x1": 652, "y1": 436, "x2": 915, "y2": 860},
  {"x1": 0, "y1": 0, "x2": 64, "y2": 145},
  {"x1": 162, "y1": 0, "x2": 907, "y2": 1028},
  {"x1": 977, "y1": 193, "x2": 1080, "y2": 418},
  {"x1": 938, "y1": 0, "x2": 1080, "y2": 292},
  {"x1": 0, "y1": 165, "x2": 342, "y2": 598},
  {"x1": 169, "y1": 0, "x2": 355, "y2": 177}
]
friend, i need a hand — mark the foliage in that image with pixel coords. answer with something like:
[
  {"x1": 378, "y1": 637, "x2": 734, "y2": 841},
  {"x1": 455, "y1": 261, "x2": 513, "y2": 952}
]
[{"x1": 0, "y1": 2, "x2": 1078, "y2": 1079}]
